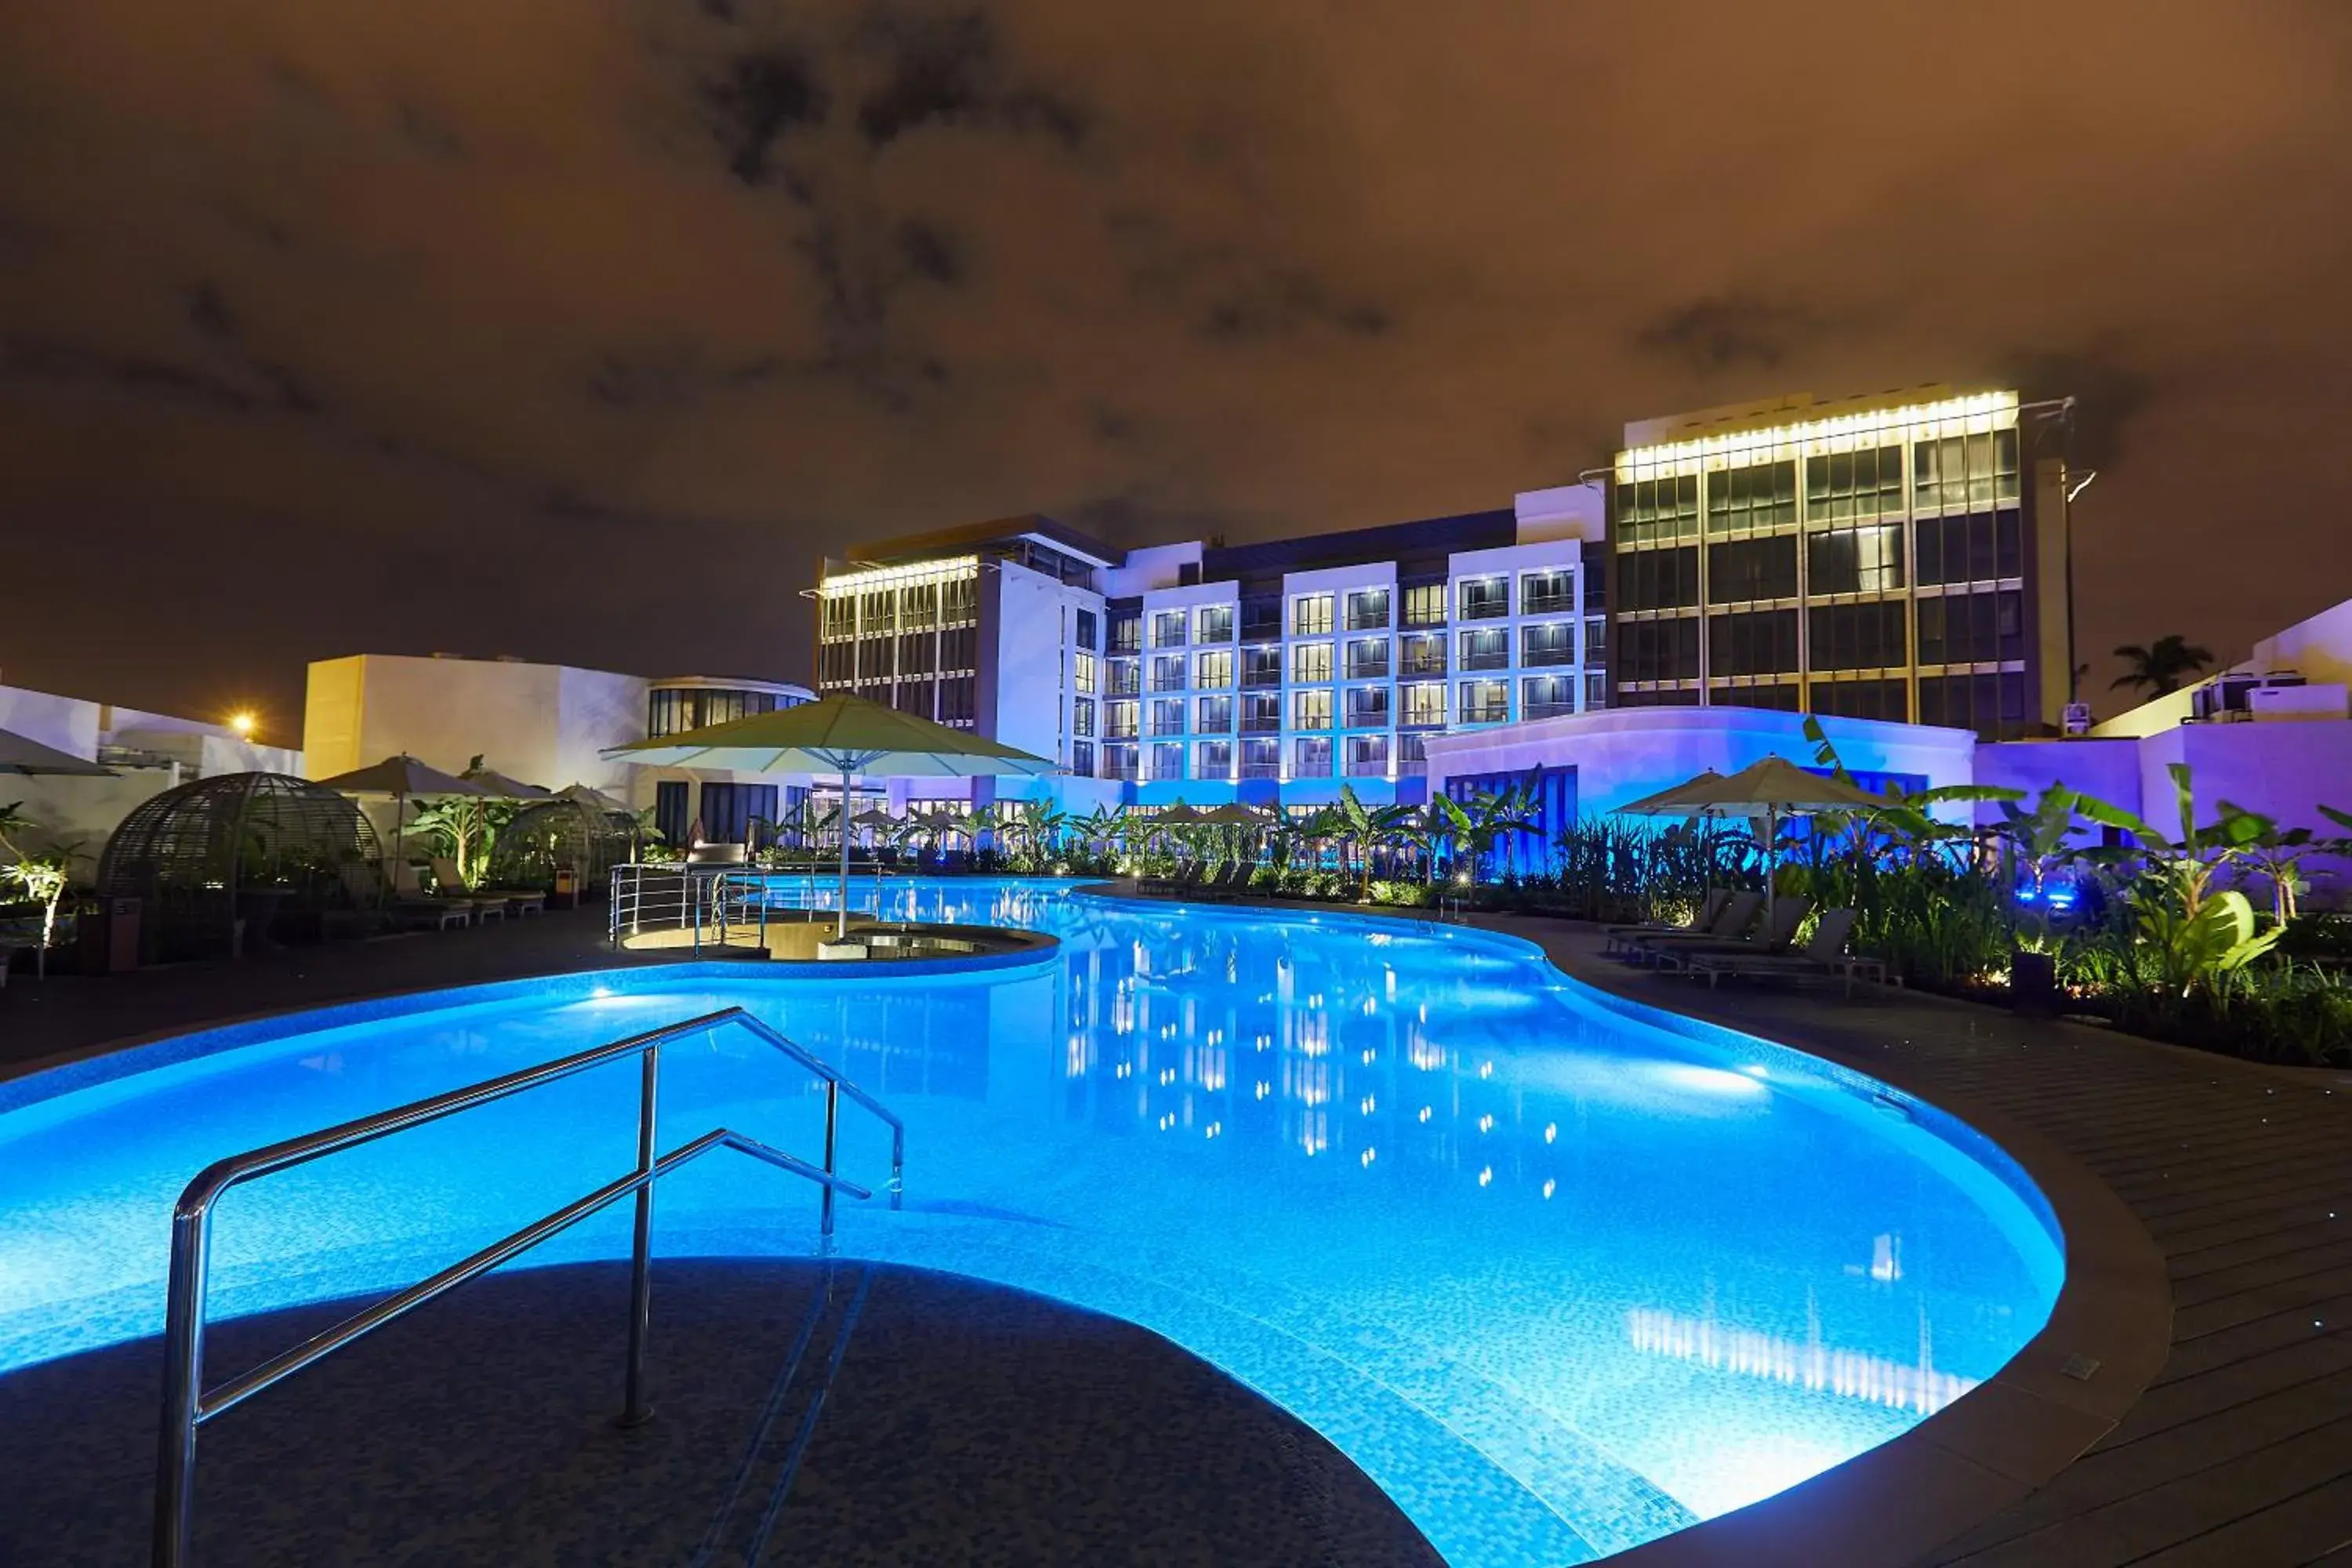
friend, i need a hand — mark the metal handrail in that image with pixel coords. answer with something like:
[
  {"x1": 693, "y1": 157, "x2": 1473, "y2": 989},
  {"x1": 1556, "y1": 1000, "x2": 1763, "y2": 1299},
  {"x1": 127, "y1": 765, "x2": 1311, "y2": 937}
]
[{"x1": 153, "y1": 1005, "x2": 904, "y2": 1568}]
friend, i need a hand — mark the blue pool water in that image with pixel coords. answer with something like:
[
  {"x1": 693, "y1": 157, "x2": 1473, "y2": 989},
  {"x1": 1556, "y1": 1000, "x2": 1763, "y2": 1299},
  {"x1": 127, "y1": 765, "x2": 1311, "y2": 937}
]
[{"x1": 0, "y1": 880, "x2": 2061, "y2": 1565}]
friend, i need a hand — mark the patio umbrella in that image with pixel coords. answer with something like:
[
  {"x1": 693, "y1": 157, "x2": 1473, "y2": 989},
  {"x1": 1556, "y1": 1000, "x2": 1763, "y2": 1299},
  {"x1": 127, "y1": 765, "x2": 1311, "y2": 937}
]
[
  {"x1": 557, "y1": 782, "x2": 630, "y2": 812},
  {"x1": 1612, "y1": 755, "x2": 1886, "y2": 922},
  {"x1": 1155, "y1": 802, "x2": 1205, "y2": 825},
  {"x1": 312, "y1": 755, "x2": 489, "y2": 907},
  {"x1": 604, "y1": 694, "x2": 1059, "y2": 938},
  {"x1": 1196, "y1": 803, "x2": 1269, "y2": 826},
  {"x1": 0, "y1": 728, "x2": 114, "y2": 777},
  {"x1": 461, "y1": 762, "x2": 552, "y2": 800}
]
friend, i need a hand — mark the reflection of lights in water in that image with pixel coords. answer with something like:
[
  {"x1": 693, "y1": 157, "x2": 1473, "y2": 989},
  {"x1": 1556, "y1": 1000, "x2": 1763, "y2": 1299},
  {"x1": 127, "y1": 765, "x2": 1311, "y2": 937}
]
[
  {"x1": 1114, "y1": 1063, "x2": 1131, "y2": 1080},
  {"x1": 1299, "y1": 1113, "x2": 1327, "y2": 1156},
  {"x1": 1479, "y1": 1061, "x2": 1494, "y2": 1080},
  {"x1": 1870, "y1": 1234, "x2": 1902, "y2": 1283},
  {"x1": 1360, "y1": 1147, "x2": 1376, "y2": 1167},
  {"x1": 1408, "y1": 1034, "x2": 1444, "y2": 1073},
  {"x1": 589, "y1": 985, "x2": 613, "y2": 1000},
  {"x1": 1740, "y1": 1064, "x2": 1769, "y2": 1079},
  {"x1": 1206, "y1": 1027, "x2": 1223, "y2": 1047},
  {"x1": 1254, "y1": 1033, "x2": 1272, "y2": 1051},
  {"x1": 1385, "y1": 967, "x2": 1396, "y2": 1001},
  {"x1": 1359, "y1": 1094, "x2": 1377, "y2": 1115},
  {"x1": 1477, "y1": 1114, "x2": 1494, "y2": 1134},
  {"x1": 1541, "y1": 1178, "x2": 1556, "y2": 1199},
  {"x1": 1417, "y1": 1105, "x2": 1432, "y2": 1123},
  {"x1": 1624, "y1": 1308, "x2": 1976, "y2": 1415},
  {"x1": 1160, "y1": 1067, "x2": 1176, "y2": 1086},
  {"x1": 1065, "y1": 1035, "x2": 1087, "y2": 1078},
  {"x1": 1255, "y1": 1081, "x2": 1270, "y2": 1100},
  {"x1": 1360, "y1": 996, "x2": 1377, "y2": 1017},
  {"x1": 1543, "y1": 1122, "x2": 1558, "y2": 1144},
  {"x1": 1477, "y1": 1166, "x2": 1493, "y2": 1187},
  {"x1": 1360, "y1": 1048, "x2": 1376, "y2": 1065},
  {"x1": 1205, "y1": 1121, "x2": 1221, "y2": 1138},
  {"x1": 1658, "y1": 1064, "x2": 1769, "y2": 1098},
  {"x1": 1158, "y1": 1113, "x2": 1174, "y2": 1131}
]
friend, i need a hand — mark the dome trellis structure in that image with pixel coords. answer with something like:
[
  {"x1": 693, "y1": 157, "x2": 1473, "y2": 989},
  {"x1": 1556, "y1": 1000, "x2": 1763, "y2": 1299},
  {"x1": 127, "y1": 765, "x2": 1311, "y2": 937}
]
[
  {"x1": 484, "y1": 798, "x2": 634, "y2": 892},
  {"x1": 97, "y1": 772, "x2": 383, "y2": 960}
]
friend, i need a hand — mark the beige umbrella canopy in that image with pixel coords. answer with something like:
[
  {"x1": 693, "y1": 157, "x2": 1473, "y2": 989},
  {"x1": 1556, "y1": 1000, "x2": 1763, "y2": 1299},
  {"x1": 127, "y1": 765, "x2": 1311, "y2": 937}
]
[
  {"x1": 606, "y1": 693, "x2": 1058, "y2": 937},
  {"x1": 1613, "y1": 755, "x2": 1887, "y2": 919},
  {"x1": 461, "y1": 760, "x2": 552, "y2": 800},
  {"x1": 1155, "y1": 802, "x2": 1206, "y2": 825},
  {"x1": 1196, "y1": 803, "x2": 1271, "y2": 826},
  {"x1": 312, "y1": 756, "x2": 490, "y2": 906}
]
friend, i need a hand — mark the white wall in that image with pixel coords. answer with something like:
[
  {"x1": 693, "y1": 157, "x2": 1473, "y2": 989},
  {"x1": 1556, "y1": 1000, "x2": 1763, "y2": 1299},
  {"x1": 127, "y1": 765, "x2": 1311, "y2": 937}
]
[
  {"x1": 0, "y1": 684, "x2": 102, "y2": 759},
  {"x1": 303, "y1": 653, "x2": 648, "y2": 789},
  {"x1": 1099, "y1": 541, "x2": 1203, "y2": 597},
  {"x1": 2251, "y1": 597, "x2": 2352, "y2": 688},
  {"x1": 988, "y1": 561, "x2": 1097, "y2": 768},
  {"x1": 1513, "y1": 483, "x2": 1606, "y2": 545}
]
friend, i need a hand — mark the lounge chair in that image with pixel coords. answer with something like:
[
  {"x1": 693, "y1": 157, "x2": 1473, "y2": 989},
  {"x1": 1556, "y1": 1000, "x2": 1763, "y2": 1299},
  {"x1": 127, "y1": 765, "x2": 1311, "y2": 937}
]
[
  {"x1": 388, "y1": 862, "x2": 476, "y2": 928},
  {"x1": 420, "y1": 860, "x2": 508, "y2": 923},
  {"x1": 1602, "y1": 889, "x2": 1733, "y2": 958},
  {"x1": 1618, "y1": 890, "x2": 1762, "y2": 964},
  {"x1": 1650, "y1": 896, "x2": 1816, "y2": 973},
  {"x1": 1200, "y1": 862, "x2": 1250, "y2": 901},
  {"x1": 1686, "y1": 908, "x2": 1882, "y2": 994},
  {"x1": 427, "y1": 858, "x2": 547, "y2": 918}
]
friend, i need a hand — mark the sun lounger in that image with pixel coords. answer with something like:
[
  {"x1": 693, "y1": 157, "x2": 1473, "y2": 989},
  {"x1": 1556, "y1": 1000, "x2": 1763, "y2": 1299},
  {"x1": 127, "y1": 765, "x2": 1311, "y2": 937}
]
[
  {"x1": 1602, "y1": 889, "x2": 1733, "y2": 957},
  {"x1": 1648, "y1": 895, "x2": 1814, "y2": 971},
  {"x1": 1618, "y1": 890, "x2": 1762, "y2": 963},
  {"x1": 387, "y1": 862, "x2": 476, "y2": 928},
  {"x1": 1686, "y1": 908, "x2": 1881, "y2": 994}
]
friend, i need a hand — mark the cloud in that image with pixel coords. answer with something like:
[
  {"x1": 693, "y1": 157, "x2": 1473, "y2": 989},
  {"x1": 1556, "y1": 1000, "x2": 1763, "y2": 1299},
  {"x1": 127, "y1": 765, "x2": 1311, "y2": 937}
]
[
  {"x1": 705, "y1": 48, "x2": 829, "y2": 185},
  {"x1": 852, "y1": 5, "x2": 1087, "y2": 149},
  {"x1": 1635, "y1": 296, "x2": 1828, "y2": 373}
]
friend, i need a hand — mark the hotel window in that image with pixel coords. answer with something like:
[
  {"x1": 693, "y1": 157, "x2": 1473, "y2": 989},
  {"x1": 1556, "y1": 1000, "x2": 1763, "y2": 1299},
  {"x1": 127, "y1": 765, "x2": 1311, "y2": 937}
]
[
  {"x1": 1520, "y1": 620, "x2": 1577, "y2": 667},
  {"x1": 1457, "y1": 575, "x2": 1508, "y2": 619},
  {"x1": 900, "y1": 583, "x2": 938, "y2": 628},
  {"x1": 938, "y1": 676, "x2": 976, "y2": 726},
  {"x1": 1806, "y1": 524, "x2": 1907, "y2": 596},
  {"x1": 1292, "y1": 689, "x2": 1332, "y2": 730},
  {"x1": 1195, "y1": 648, "x2": 1233, "y2": 688},
  {"x1": 1072, "y1": 739, "x2": 1096, "y2": 777},
  {"x1": 941, "y1": 574, "x2": 978, "y2": 624},
  {"x1": 1241, "y1": 692, "x2": 1281, "y2": 733},
  {"x1": 1585, "y1": 671, "x2": 1609, "y2": 710},
  {"x1": 1806, "y1": 444, "x2": 1904, "y2": 523},
  {"x1": 1240, "y1": 595, "x2": 1283, "y2": 641},
  {"x1": 892, "y1": 680, "x2": 935, "y2": 718},
  {"x1": 1584, "y1": 616, "x2": 1606, "y2": 666},
  {"x1": 1617, "y1": 545, "x2": 1700, "y2": 612},
  {"x1": 1073, "y1": 699, "x2": 1095, "y2": 738},
  {"x1": 1707, "y1": 459, "x2": 1796, "y2": 535},
  {"x1": 1196, "y1": 739, "x2": 1234, "y2": 779},
  {"x1": 1401, "y1": 682, "x2": 1446, "y2": 728},
  {"x1": 1150, "y1": 742, "x2": 1187, "y2": 781},
  {"x1": 1344, "y1": 684, "x2": 1390, "y2": 728},
  {"x1": 1345, "y1": 587, "x2": 1391, "y2": 631},
  {"x1": 1345, "y1": 637, "x2": 1389, "y2": 679},
  {"x1": 1292, "y1": 593, "x2": 1334, "y2": 636},
  {"x1": 1149, "y1": 698, "x2": 1186, "y2": 737},
  {"x1": 1458, "y1": 627, "x2": 1508, "y2": 671},
  {"x1": 1807, "y1": 601, "x2": 1909, "y2": 671},
  {"x1": 1914, "y1": 428, "x2": 2020, "y2": 510},
  {"x1": 1345, "y1": 735, "x2": 1389, "y2": 776},
  {"x1": 1103, "y1": 743, "x2": 1138, "y2": 781},
  {"x1": 1074, "y1": 608, "x2": 1098, "y2": 650},
  {"x1": 821, "y1": 594, "x2": 857, "y2": 639},
  {"x1": 1617, "y1": 617, "x2": 1700, "y2": 684},
  {"x1": 1241, "y1": 644, "x2": 1283, "y2": 688},
  {"x1": 1396, "y1": 732, "x2": 1428, "y2": 770},
  {"x1": 1240, "y1": 737, "x2": 1281, "y2": 778},
  {"x1": 1105, "y1": 699, "x2": 1139, "y2": 739},
  {"x1": 1107, "y1": 659, "x2": 1139, "y2": 696},
  {"x1": 1706, "y1": 609, "x2": 1802, "y2": 677},
  {"x1": 1522, "y1": 675, "x2": 1576, "y2": 720},
  {"x1": 1917, "y1": 590, "x2": 2025, "y2": 665},
  {"x1": 1195, "y1": 604, "x2": 1234, "y2": 643},
  {"x1": 1613, "y1": 472, "x2": 1700, "y2": 545},
  {"x1": 1809, "y1": 678, "x2": 1910, "y2": 724},
  {"x1": 1293, "y1": 736, "x2": 1333, "y2": 776},
  {"x1": 1918, "y1": 671, "x2": 2028, "y2": 735},
  {"x1": 939, "y1": 625, "x2": 977, "y2": 673},
  {"x1": 654, "y1": 780, "x2": 690, "y2": 848},
  {"x1": 1708, "y1": 535, "x2": 1799, "y2": 603},
  {"x1": 898, "y1": 632, "x2": 937, "y2": 677},
  {"x1": 1196, "y1": 695, "x2": 1234, "y2": 733},
  {"x1": 1457, "y1": 680, "x2": 1508, "y2": 724},
  {"x1": 1151, "y1": 654, "x2": 1188, "y2": 691},
  {"x1": 1520, "y1": 568, "x2": 1576, "y2": 615},
  {"x1": 1915, "y1": 510, "x2": 2022, "y2": 586},
  {"x1": 1073, "y1": 649, "x2": 1098, "y2": 695},
  {"x1": 1152, "y1": 609, "x2": 1189, "y2": 648},
  {"x1": 1291, "y1": 641, "x2": 1334, "y2": 684},
  {"x1": 1400, "y1": 582, "x2": 1448, "y2": 628},
  {"x1": 1399, "y1": 633, "x2": 1446, "y2": 676},
  {"x1": 1109, "y1": 610, "x2": 1142, "y2": 655}
]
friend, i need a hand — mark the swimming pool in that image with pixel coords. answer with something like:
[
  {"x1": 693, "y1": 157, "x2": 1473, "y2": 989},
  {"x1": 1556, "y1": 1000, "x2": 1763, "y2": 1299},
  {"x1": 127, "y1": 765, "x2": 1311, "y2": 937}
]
[{"x1": 0, "y1": 880, "x2": 2062, "y2": 1565}]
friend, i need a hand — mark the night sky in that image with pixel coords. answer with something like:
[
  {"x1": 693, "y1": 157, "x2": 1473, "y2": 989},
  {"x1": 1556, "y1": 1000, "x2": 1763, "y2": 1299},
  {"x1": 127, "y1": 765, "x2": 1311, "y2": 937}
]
[{"x1": 4, "y1": 2, "x2": 2348, "y2": 743}]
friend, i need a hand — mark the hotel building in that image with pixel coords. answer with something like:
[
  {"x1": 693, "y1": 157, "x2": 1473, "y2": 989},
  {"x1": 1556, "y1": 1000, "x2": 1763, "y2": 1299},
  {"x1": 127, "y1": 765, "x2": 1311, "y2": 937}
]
[
  {"x1": 1606, "y1": 387, "x2": 2074, "y2": 739},
  {"x1": 813, "y1": 493, "x2": 1606, "y2": 810}
]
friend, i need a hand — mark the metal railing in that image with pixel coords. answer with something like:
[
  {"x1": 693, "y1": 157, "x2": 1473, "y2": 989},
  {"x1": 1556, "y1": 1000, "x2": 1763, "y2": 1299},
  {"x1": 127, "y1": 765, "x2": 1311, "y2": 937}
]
[
  {"x1": 610, "y1": 862, "x2": 885, "y2": 953},
  {"x1": 153, "y1": 1005, "x2": 902, "y2": 1568}
]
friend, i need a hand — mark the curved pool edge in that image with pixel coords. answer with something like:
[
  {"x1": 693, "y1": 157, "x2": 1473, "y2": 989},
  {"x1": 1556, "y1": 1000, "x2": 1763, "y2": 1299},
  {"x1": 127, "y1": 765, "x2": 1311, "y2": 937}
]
[
  {"x1": 0, "y1": 881, "x2": 2158, "y2": 1566},
  {"x1": 1471, "y1": 912, "x2": 2172, "y2": 1568}
]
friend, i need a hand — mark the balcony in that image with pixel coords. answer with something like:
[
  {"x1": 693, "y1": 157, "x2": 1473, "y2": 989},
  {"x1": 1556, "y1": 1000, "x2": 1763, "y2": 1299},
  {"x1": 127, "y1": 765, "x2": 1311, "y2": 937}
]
[
  {"x1": 1105, "y1": 722, "x2": 1140, "y2": 741},
  {"x1": 1240, "y1": 665, "x2": 1283, "y2": 689},
  {"x1": 1149, "y1": 720, "x2": 1187, "y2": 739},
  {"x1": 1345, "y1": 656, "x2": 1391, "y2": 681},
  {"x1": 1239, "y1": 762, "x2": 1282, "y2": 780},
  {"x1": 1146, "y1": 758, "x2": 1188, "y2": 782},
  {"x1": 1149, "y1": 673, "x2": 1189, "y2": 692},
  {"x1": 1394, "y1": 757, "x2": 1428, "y2": 777},
  {"x1": 1399, "y1": 655, "x2": 1446, "y2": 677},
  {"x1": 1240, "y1": 715, "x2": 1281, "y2": 735},
  {"x1": 1524, "y1": 701, "x2": 1576, "y2": 720},
  {"x1": 1102, "y1": 758, "x2": 1138, "y2": 782},
  {"x1": 1458, "y1": 704, "x2": 1508, "y2": 725},
  {"x1": 1344, "y1": 758, "x2": 1391, "y2": 779},
  {"x1": 1344, "y1": 709, "x2": 1391, "y2": 731},
  {"x1": 1346, "y1": 610, "x2": 1390, "y2": 633},
  {"x1": 1522, "y1": 646, "x2": 1577, "y2": 668},
  {"x1": 1459, "y1": 649, "x2": 1509, "y2": 672},
  {"x1": 1523, "y1": 590, "x2": 1575, "y2": 616}
]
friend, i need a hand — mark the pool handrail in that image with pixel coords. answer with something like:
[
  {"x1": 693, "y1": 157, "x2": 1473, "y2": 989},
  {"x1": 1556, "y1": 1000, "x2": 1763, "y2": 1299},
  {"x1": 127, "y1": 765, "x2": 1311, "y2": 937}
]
[{"x1": 151, "y1": 1004, "x2": 904, "y2": 1568}]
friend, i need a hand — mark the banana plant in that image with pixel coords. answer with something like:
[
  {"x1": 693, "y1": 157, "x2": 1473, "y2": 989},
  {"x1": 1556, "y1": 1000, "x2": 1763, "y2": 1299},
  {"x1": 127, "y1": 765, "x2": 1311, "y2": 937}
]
[
  {"x1": 2077, "y1": 764, "x2": 2280, "y2": 999},
  {"x1": 1330, "y1": 784, "x2": 1414, "y2": 892},
  {"x1": 1, "y1": 839, "x2": 82, "y2": 954},
  {"x1": 2216, "y1": 801, "x2": 2322, "y2": 924}
]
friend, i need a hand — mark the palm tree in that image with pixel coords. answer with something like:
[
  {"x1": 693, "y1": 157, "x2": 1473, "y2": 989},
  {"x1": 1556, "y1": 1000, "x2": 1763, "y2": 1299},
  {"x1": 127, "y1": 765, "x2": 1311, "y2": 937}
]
[
  {"x1": 2111, "y1": 634, "x2": 2216, "y2": 699},
  {"x1": 1329, "y1": 784, "x2": 1413, "y2": 894}
]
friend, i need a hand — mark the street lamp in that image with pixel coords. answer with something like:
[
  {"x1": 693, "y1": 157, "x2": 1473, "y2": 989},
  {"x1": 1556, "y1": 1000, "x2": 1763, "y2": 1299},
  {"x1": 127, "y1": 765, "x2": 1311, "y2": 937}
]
[{"x1": 227, "y1": 711, "x2": 256, "y2": 739}]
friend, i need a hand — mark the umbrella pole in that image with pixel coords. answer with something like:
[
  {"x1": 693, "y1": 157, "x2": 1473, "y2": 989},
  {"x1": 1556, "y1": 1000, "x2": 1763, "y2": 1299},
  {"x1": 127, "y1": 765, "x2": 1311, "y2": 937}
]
[
  {"x1": 1765, "y1": 804, "x2": 1778, "y2": 927},
  {"x1": 837, "y1": 768, "x2": 852, "y2": 941}
]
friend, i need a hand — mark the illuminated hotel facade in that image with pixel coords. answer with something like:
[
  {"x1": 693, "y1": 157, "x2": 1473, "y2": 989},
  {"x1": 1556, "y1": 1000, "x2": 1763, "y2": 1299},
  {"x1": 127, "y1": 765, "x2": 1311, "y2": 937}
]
[
  {"x1": 814, "y1": 498, "x2": 1606, "y2": 811},
  {"x1": 1606, "y1": 387, "x2": 2074, "y2": 739}
]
